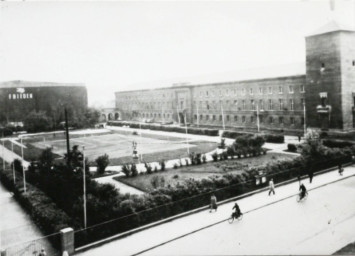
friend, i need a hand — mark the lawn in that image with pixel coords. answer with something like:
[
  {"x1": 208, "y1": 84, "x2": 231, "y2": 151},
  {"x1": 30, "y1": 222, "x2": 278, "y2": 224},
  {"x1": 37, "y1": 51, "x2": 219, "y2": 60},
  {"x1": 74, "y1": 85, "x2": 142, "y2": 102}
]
[
  {"x1": 116, "y1": 152, "x2": 297, "y2": 192},
  {"x1": 4, "y1": 130, "x2": 217, "y2": 165}
]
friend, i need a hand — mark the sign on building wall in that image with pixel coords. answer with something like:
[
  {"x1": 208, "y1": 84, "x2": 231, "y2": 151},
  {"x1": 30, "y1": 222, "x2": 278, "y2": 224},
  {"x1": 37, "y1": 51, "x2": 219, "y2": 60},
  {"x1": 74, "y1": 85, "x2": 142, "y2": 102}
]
[{"x1": 8, "y1": 88, "x2": 33, "y2": 100}]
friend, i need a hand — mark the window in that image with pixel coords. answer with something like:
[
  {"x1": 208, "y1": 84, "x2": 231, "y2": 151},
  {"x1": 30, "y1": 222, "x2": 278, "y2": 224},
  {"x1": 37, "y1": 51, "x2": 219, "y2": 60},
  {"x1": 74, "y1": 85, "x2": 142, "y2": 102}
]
[
  {"x1": 226, "y1": 100, "x2": 229, "y2": 106},
  {"x1": 234, "y1": 115, "x2": 238, "y2": 122},
  {"x1": 279, "y1": 99, "x2": 284, "y2": 110},
  {"x1": 194, "y1": 115, "x2": 197, "y2": 120},
  {"x1": 251, "y1": 116, "x2": 254, "y2": 123},
  {"x1": 158, "y1": 113, "x2": 161, "y2": 118},
  {"x1": 206, "y1": 91, "x2": 209, "y2": 97},
  {"x1": 353, "y1": 60, "x2": 355, "y2": 66},
  {"x1": 225, "y1": 89, "x2": 229, "y2": 96},
  {"x1": 242, "y1": 116, "x2": 246, "y2": 123},
  {"x1": 290, "y1": 117, "x2": 295, "y2": 125},
  {"x1": 219, "y1": 90, "x2": 222, "y2": 96},
  {"x1": 290, "y1": 99, "x2": 294, "y2": 111},
  {"x1": 234, "y1": 89, "x2": 237, "y2": 95},
  {"x1": 219, "y1": 115, "x2": 222, "y2": 121},
  {"x1": 300, "y1": 85, "x2": 305, "y2": 93},
  {"x1": 167, "y1": 114, "x2": 170, "y2": 118},
  {"x1": 200, "y1": 91, "x2": 203, "y2": 98},
  {"x1": 213, "y1": 115, "x2": 216, "y2": 121},
  {"x1": 234, "y1": 100, "x2": 238, "y2": 106},
  {"x1": 269, "y1": 99, "x2": 273, "y2": 110},
  {"x1": 206, "y1": 102, "x2": 209, "y2": 110},
  {"x1": 259, "y1": 87, "x2": 263, "y2": 94},
  {"x1": 200, "y1": 114, "x2": 203, "y2": 120},
  {"x1": 259, "y1": 99, "x2": 264, "y2": 110},
  {"x1": 269, "y1": 116, "x2": 273, "y2": 123},
  {"x1": 250, "y1": 88, "x2": 253, "y2": 95},
  {"x1": 206, "y1": 115, "x2": 209, "y2": 121},
  {"x1": 289, "y1": 86, "x2": 294, "y2": 94},
  {"x1": 242, "y1": 88, "x2": 246, "y2": 95},
  {"x1": 301, "y1": 98, "x2": 305, "y2": 106},
  {"x1": 321, "y1": 63, "x2": 325, "y2": 68},
  {"x1": 251, "y1": 100, "x2": 255, "y2": 110},
  {"x1": 227, "y1": 115, "x2": 230, "y2": 122},
  {"x1": 279, "y1": 86, "x2": 283, "y2": 94},
  {"x1": 301, "y1": 117, "x2": 305, "y2": 125},
  {"x1": 260, "y1": 116, "x2": 264, "y2": 123},
  {"x1": 242, "y1": 100, "x2": 246, "y2": 110},
  {"x1": 279, "y1": 116, "x2": 283, "y2": 124},
  {"x1": 180, "y1": 101, "x2": 184, "y2": 109},
  {"x1": 268, "y1": 87, "x2": 272, "y2": 94}
]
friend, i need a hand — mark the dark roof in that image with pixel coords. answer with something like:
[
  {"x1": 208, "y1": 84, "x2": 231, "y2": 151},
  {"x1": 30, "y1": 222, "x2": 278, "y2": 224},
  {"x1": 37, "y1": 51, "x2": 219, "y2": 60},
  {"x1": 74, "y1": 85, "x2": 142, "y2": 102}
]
[{"x1": 0, "y1": 80, "x2": 85, "y2": 89}]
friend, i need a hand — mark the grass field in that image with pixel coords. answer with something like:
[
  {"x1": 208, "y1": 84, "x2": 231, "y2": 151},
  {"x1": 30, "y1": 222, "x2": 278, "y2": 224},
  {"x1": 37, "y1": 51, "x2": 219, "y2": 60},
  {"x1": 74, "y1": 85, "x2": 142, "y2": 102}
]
[
  {"x1": 14, "y1": 131, "x2": 218, "y2": 165},
  {"x1": 116, "y1": 152, "x2": 297, "y2": 191}
]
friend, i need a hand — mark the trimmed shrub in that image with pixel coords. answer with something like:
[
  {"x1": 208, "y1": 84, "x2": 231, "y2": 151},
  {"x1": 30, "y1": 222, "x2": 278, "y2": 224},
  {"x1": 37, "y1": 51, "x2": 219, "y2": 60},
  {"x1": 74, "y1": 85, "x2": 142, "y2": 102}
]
[
  {"x1": 287, "y1": 143, "x2": 297, "y2": 152},
  {"x1": 264, "y1": 134, "x2": 284, "y2": 143},
  {"x1": 131, "y1": 164, "x2": 138, "y2": 177},
  {"x1": 144, "y1": 162, "x2": 152, "y2": 174},
  {"x1": 121, "y1": 164, "x2": 131, "y2": 177},
  {"x1": 95, "y1": 154, "x2": 110, "y2": 174}
]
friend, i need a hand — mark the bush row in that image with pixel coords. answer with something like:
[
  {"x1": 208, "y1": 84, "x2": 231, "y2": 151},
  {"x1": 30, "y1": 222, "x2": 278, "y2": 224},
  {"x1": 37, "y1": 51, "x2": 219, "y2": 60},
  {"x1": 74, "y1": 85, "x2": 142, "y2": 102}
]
[
  {"x1": 222, "y1": 131, "x2": 253, "y2": 139},
  {"x1": 222, "y1": 131, "x2": 284, "y2": 144},
  {"x1": 322, "y1": 139, "x2": 354, "y2": 149},
  {"x1": 108, "y1": 121, "x2": 219, "y2": 136},
  {"x1": 264, "y1": 134, "x2": 285, "y2": 143}
]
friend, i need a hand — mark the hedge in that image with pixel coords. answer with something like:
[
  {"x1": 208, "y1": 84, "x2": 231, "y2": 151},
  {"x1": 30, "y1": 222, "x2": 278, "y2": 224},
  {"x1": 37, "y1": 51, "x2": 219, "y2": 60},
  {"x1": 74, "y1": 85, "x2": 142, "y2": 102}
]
[
  {"x1": 108, "y1": 121, "x2": 219, "y2": 136},
  {"x1": 222, "y1": 131, "x2": 253, "y2": 139},
  {"x1": 322, "y1": 139, "x2": 354, "y2": 149},
  {"x1": 287, "y1": 143, "x2": 297, "y2": 152},
  {"x1": 264, "y1": 134, "x2": 284, "y2": 143}
]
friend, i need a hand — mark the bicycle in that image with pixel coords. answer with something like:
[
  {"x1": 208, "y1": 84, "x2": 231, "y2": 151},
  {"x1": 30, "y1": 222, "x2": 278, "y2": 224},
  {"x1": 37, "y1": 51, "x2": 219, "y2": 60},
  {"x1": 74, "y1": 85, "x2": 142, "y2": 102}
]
[
  {"x1": 296, "y1": 191, "x2": 308, "y2": 202},
  {"x1": 228, "y1": 212, "x2": 243, "y2": 223}
]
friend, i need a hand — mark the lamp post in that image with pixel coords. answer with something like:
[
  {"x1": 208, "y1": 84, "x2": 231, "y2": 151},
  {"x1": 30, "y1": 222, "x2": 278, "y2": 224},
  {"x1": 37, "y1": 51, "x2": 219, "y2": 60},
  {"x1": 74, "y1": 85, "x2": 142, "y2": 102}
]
[
  {"x1": 256, "y1": 103, "x2": 260, "y2": 133},
  {"x1": 20, "y1": 136, "x2": 26, "y2": 193},
  {"x1": 12, "y1": 139, "x2": 16, "y2": 184},
  {"x1": 303, "y1": 103, "x2": 307, "y2": 137},
  {"x1": 2, "y1": 132, "x2": 5, "y2": 171},
  {"x1": 82, "y1": 146, "x2": 87, "y2": 229},
  {"x1": 220, "y1": 101, "x2": 225, "y2": 131},
  {"x1": 184, "y1": 112, "x2": 189, "y2": 155},
  {"x1": 196, "y1": 102, "x2": 199, "y2": 128}
]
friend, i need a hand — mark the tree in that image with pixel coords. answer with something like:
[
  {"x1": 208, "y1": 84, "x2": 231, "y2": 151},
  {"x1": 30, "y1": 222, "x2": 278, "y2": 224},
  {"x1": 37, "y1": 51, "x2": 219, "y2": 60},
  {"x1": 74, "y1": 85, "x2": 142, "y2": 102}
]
[
  {"x1": 24, "y1": 111, "x2": 53, "y2": 133},
  {"x1": 40, "y1": 148, "x2": 55, "y2": 168},
  {"x1": 95, "y1": 154, "x2": 110, "y2": 174}
]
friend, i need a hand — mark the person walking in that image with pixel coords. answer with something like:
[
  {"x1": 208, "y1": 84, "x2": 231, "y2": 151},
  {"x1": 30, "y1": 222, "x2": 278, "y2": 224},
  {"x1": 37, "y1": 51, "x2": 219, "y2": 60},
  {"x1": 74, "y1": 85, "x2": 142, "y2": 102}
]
[
  {"x1": 308, "y1": 169, "x2": 314, "y2": 183},
  {"x1": 268, "y1": 178, "x2": 275, "y2": 196},
  {"x1": 338, "y1": 164, "x2": 344, "y2": 176},
  {"x1": 210, "y1": 194, "x2": 218, "y2": 212},
  {"x1": 38, "y1": 248, "x2": 47, "y2": 256}
]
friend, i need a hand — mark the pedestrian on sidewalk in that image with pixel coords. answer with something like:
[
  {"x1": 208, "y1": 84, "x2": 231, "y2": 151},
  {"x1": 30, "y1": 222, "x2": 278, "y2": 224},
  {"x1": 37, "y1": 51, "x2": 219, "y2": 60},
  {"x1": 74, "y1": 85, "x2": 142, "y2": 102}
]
[
  {"x1": 308, "y1": 169, "x2": 314, "y2": 183},
  {"x1": 268, "y1": 178, "x2": 275, "y2": 196},
  {"x1": 210, "y1": 194, "x2": 218, "y2": 212},
  {"x1": 297, "y1": 173, "x2": 301, "y2": 185},
  {"x1": 38, "y1": 248, "x2": 46, "y2": 256},
  {"x1": 338, "y1": 164, "x2": 344, "y2": 176}
]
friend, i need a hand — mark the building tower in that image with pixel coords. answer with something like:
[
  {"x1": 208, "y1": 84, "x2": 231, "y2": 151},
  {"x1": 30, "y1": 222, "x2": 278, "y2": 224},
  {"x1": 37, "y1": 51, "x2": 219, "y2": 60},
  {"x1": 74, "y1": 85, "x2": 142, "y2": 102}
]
[{"x1": 305, "y1": 21, "x2": 355, "y2": 132}]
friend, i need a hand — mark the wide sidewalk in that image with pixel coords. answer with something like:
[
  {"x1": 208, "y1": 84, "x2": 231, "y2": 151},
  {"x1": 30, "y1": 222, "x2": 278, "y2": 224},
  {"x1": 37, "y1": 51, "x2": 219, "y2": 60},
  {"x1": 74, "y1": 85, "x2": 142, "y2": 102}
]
[{"x1": 75, "y1": 164, "x2": 355, "y2": 256}]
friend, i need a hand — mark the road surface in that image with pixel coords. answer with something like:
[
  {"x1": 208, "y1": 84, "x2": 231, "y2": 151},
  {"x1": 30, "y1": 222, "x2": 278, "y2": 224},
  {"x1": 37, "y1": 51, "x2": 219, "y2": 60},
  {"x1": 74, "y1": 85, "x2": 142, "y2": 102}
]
[
  {"x1": 76, "y1": 167, "x2": 355, "y2": 256},
  {"x1": 143, "y1": 176, "x2": 355, "y2": 255}
]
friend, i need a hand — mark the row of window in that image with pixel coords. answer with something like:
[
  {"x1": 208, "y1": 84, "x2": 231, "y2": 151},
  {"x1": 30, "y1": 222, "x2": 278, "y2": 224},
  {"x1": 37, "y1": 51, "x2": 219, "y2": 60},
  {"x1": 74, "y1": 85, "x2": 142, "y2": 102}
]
[
  {"x1": 193, "y1": 114, "x2": 303, "y2": 125},
  {"x1": 194, "y1": 98, "x2": 305, "y2": 111},
  {"x1": 195, "y1": 85, "x2": 305, "y2": 98}
]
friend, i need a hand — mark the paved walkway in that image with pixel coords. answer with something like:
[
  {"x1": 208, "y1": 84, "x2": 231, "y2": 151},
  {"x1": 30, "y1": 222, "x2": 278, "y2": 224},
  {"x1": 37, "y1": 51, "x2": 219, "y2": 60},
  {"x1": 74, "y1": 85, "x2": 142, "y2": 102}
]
[
  {"x1": 76, "y1": 165, "x2": 355, "y2": 256},
  {"x1": 0, "y1": 142, "x2": 29, "y2": 168}
]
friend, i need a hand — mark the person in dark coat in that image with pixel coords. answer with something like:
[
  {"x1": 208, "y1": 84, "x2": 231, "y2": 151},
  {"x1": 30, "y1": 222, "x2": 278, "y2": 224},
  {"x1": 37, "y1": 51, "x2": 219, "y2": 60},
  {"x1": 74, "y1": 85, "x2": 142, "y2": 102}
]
[
  {"x1": 210, "y1": 194, "x2": 217, "y2": 212},
  {"x1": 308, "y1": 169, "x2": 314, "y2": 183}
]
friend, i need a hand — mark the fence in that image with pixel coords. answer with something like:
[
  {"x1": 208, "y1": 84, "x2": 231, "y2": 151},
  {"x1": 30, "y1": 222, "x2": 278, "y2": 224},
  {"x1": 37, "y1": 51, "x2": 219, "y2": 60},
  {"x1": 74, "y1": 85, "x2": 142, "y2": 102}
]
[{"x1": 74, "y1": 155, "x2": 350, "y2": 248}]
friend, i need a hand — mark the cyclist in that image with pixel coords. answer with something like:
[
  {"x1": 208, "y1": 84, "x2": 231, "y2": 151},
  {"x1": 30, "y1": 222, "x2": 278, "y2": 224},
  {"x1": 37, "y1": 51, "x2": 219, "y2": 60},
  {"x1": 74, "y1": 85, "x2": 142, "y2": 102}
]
[
  {"x1": 299, "y1": 183, "x2": 307, "y2": 200},
  {"x1": 232, "y1": 201, "x2": 242, "y2": 219}
]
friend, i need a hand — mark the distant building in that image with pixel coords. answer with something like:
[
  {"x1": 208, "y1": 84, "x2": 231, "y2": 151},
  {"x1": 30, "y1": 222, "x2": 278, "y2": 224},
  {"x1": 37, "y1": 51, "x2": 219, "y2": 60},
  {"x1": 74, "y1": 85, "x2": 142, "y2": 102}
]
[
  {"x1": 0, "y1": 80, "x2": 88, "y2": 124},
  {"x1": 115, "y1": 21, "x2": 355, "y2": 134}
]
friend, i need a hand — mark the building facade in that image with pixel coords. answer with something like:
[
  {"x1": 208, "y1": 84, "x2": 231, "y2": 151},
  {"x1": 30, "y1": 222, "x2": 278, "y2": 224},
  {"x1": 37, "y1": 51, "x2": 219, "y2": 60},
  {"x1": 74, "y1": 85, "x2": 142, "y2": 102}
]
[
  {"x1": 115, "y1": 22, "x2": 355, "y2": 134},
  {"x1": 0, "y1": 80, "x2": 88, "y2": 125}
]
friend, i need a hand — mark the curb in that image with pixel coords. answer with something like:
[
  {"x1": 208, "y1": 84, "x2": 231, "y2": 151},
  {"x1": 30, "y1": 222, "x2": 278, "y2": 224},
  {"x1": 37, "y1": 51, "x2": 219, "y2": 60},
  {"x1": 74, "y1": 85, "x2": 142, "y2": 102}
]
[{"x1": 75, "y1": 163, "x2": 352, "y2": 254}]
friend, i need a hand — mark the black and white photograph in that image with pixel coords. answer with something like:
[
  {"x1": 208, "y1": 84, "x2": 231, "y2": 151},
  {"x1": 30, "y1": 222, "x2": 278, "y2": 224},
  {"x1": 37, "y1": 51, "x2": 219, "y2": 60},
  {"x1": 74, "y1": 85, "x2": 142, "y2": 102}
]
[{"x1": 1, "y1": 0, "x2": 355, "y2": 255}]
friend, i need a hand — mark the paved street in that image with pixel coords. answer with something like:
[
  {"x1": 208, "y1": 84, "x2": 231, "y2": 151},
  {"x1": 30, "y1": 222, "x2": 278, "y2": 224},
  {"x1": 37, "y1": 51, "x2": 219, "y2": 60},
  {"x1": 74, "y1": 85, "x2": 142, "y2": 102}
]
[{"x1": 76, "y1": 166, "x2": 355, "y2": 256}]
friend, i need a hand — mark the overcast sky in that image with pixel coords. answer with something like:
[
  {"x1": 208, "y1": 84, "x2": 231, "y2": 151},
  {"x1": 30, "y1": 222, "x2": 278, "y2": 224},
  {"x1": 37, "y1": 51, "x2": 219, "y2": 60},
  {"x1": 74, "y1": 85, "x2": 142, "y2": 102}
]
[{"x1": 1, "y1": 0, "x2": 354, "y2": 107}]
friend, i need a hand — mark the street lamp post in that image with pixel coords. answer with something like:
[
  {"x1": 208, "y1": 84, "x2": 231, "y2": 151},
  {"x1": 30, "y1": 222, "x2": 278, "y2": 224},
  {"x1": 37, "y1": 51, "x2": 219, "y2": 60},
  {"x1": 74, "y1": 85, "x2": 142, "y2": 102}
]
[
  {"x1": 11, "y1": 139, "x2": 16, "y2": 184},
  {"x1": 256, "y1": 103, "x2": 260, "y2": 133},
  {"x1": 20, "y1": 136, "x2": 26, "y2": 193},
  {"x1": 82, "y1": 146, "x2": 87, "y2": 229},
  {"x1": 184, "y1": 112, "x2": 189, "y2": 155},
  {"x1": 303, "y1": 103, "x2": 307, "y2": 137},
  {"x1": 220, "y1": 101, "x2": 225, "y2": 131},
  {"x1": 2, "y1": 132, "x2": 5, "y2": 171}
]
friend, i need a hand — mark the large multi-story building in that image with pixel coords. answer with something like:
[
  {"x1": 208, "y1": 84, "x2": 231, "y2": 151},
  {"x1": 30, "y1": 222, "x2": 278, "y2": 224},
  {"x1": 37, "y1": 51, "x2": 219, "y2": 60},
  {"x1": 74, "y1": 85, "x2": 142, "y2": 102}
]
[
  {"x1": 116, "y1": 21, "x2": 355, "y2": 134},
  {"x1": 0, "y1": 80, "x2": 87, "y2": 125}
]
